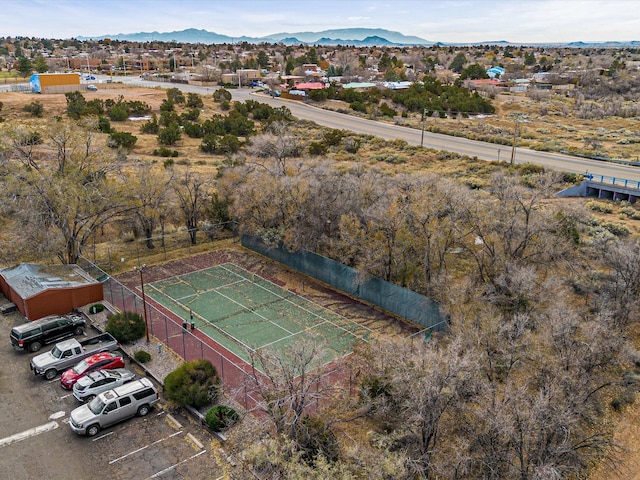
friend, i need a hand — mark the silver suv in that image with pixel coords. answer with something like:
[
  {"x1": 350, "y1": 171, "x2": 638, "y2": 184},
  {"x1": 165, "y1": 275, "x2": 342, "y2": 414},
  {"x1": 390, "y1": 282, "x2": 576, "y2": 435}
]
[{"x1": 69, "y1": 378, "x2": 159, "y2": 436}]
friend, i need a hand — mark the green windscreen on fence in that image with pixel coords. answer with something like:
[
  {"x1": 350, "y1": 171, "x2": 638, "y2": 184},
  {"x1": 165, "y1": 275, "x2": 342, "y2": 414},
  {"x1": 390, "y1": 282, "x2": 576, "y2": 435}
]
[{"x1": 241, "y1": 235, "x2": 446, "y2": 332}]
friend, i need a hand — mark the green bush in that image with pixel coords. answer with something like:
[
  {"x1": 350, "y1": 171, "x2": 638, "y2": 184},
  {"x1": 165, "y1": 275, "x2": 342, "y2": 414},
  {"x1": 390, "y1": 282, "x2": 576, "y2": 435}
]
[
  {"x1": 107, "y1": 105, "x2": 129, "y2": 121},
  {"x1": 23, "y1": 100, "x2": 44, "y2": 117},
  {"x1": 88, "y1": 303, "x2": 104, "y2": 314},
  {"x1": 323, "y1": 129, "x2": 344, "y2": 146},
  {"x1": 154, "y1": 147, "x2": 179, "y2": 157},
  {"x1": 350, "y1": 101, "x2": 367, "y2": 113},
  {"x1": 108, "y1": 131, "x2": 137, "y2": 149},
  {"x1": 140, "y1": 115, "x2": 159, "y2": 134},
  {"x1": 213, "y1": 88, "x2": 232, "y2": 102},
  {"x1": 205, "y1": 405, "x2": 239, "y2": 432},
  {"x1": 308, "y1": 141, "x2": 328, "y2": 156},
  {"x1": 157, "y1": 123, "x2": 181, "y2": 145},
  {"x1": 134, "y1": 350, "x2": 151, "y2": 364},
  {"x1": 97, "y1": 116, "x2": 112, "y2": 133},
  {"x1": 106, "y1": 311, "x2": 146, "y2": 344},
  {"x1": 164, "y1": 359, "x2": 221, "y2": 408}
]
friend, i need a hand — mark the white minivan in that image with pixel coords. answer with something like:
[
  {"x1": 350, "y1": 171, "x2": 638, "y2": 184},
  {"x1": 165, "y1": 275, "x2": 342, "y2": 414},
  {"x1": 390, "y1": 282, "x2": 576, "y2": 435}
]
[{"x1": 69, "y1": 378, "x2": 159, "y2": 436}]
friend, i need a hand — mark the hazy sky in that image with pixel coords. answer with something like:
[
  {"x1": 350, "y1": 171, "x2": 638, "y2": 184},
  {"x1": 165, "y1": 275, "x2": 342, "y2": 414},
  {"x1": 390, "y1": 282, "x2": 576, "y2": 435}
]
[{"x1": 2, "y1": 0, "x2": 638, "y2": 43}]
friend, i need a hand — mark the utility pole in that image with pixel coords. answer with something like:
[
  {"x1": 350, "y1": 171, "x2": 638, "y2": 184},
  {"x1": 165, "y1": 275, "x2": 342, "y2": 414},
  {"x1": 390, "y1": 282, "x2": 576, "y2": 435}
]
[
  {"x1": 510, "y1": 114, "x2": 526, "y2": 164},
  {"x1": 420, "y1": 108, "x2": 427, "y2": 147},
  {"x1": 135, "y1": 264, "x2": 150, "y2": 343}
]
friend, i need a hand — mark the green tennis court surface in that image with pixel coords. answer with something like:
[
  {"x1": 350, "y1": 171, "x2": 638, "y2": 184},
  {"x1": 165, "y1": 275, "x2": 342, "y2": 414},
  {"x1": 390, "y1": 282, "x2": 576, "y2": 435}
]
[{"x1": 145, "y1": 263, "x2": 371, "y2": 364}]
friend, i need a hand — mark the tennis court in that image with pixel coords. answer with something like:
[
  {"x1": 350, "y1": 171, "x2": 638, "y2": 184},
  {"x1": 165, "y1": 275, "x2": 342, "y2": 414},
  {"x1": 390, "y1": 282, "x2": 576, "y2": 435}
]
[{"x1": 144, "y1": 263, "x2": 371, "y2": 364}]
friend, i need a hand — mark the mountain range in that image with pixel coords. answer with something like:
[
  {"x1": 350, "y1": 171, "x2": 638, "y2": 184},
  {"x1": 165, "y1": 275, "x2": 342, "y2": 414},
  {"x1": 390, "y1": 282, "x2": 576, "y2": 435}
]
[{"x1": 78, "y1": 28, "x2": 640, "y2": 48}]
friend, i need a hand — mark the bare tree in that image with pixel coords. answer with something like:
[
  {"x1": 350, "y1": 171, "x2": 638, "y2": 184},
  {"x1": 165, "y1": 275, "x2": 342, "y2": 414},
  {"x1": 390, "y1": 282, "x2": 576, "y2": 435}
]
[
  {"x1": 244, "y1": 340, "x2": 338, "y2": 442},
  {"x1": 171, "y1": 168, "x2": 211, "y2": 245},
  {"x1": 1, "y1": 117, "x2": 130, "y2": 263},
  {"x1": 246, "y1": 121, "x2": 303, "y2": 176},
  {"x1": 124, "y1": 162, "x2": 173, "y2": 249}
]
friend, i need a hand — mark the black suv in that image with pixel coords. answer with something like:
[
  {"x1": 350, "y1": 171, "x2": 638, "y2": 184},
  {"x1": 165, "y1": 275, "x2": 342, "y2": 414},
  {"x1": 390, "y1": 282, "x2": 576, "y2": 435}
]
[{"x1": 10, "y1": 314, "x2": 86, "y2": 352}]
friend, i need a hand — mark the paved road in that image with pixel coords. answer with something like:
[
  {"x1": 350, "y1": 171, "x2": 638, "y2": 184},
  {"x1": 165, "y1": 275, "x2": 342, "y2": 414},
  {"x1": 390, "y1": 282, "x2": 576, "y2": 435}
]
[{"x1": 6, "y1": 75, "x2": 640, "y2": 182}]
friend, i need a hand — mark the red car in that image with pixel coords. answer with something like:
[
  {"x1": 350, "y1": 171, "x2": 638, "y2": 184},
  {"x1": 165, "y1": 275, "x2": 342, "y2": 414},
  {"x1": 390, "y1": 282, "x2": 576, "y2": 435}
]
[{"x1": 60, "y1": 352, "x2": 125, "y2": 390}]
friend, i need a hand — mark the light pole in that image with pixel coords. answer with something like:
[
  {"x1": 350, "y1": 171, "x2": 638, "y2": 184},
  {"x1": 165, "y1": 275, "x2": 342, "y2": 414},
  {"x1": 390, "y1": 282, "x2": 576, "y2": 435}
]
[{"x1": 135, "y1": 264, "x2": 150, "y2": 343}]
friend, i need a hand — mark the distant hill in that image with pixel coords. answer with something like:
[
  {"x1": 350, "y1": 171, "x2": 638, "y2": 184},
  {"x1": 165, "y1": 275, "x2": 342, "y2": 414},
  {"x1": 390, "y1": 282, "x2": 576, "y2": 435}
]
[
  {"x1": 79, "y1": 27, "x2": 434, "y2": 46},
  {"x1": 78, "y1": 27, "x2": 639, "y2": 48}
]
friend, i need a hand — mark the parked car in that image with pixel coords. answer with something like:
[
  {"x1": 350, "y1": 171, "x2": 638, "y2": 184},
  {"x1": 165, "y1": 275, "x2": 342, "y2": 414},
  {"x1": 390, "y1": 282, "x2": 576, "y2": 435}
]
[
  {"x1": 30, "y1": 332, "x2": 119, "y2": 380},
  {"x1": 69, "y1": 378, "x2": 159, "y2": 436},
  {"x1": 87, "y1": 84, "x2": 98, "y2": 91},
  {"x1": 60, "y1": 352, "x2": 125, "y2": 390},
  {"x1": 10, "y1": 314, "x2": 86, "y2": 352},
  {"x1": 73, "y1": 368, "x2": 135, "y2": 402}
]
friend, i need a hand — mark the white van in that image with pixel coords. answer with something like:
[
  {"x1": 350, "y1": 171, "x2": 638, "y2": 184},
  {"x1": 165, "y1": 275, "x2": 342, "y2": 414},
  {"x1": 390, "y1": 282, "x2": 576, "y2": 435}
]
[{"x1": 69, "y1": 378, "x2": 159, "y2": 436}]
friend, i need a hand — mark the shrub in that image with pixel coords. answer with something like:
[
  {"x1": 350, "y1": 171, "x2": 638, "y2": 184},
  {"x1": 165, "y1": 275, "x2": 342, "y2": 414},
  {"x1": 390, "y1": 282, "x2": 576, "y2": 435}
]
[
  {"x1": 323, "y1": 129, "x2": 344, "y2": 146},
  {"x1": 586, "y1": 201, "x2": 614, "y2": 213},
  {"x1": 154, "y1": 147, "x2": 179, "y2": 157},
  {"x1": 186, "y1": 92, "x2": 204, "y2": 108},
  {"x1": 107, "y1": 105, "x2": 129, "y2": 121},
  {"x1": 23, "y1": 101, "x2": 44, "y2": 117},
  {"x1": 611, "y1": 388, "x2": 635, "y2": 412},
  {"x1": 158, "y1": 123, "x2": 182, "y2": 145},
  {"x1": 296, "y1": 416, "x2": 340, "y2": 463},
  {"x1": 213, "y1": 88, "x2": 232, "y2": 102},
  {"x1": 108, "y1": 131, "x2": 137, "y2": 149},
  {"x1": 350, "y1": 101, "x2": 367, "y2": 113},
  {"x1": 164, "y1": 359, "x2": 221, "y2": 408},
  {"x1": 378, "y1": 102, "x2": 397, "y2": 118},
  {"x1": 88, "y1": 303, "x2": 104, "y2": 314},
  {"x1": 106, "y1": 311, "x2": 146, "y2": 344},
  {"x1": 603, "y1": 222, "x2": 630, "y2": 237},
  {"x1": 205, "y1": 405, "x2": 239, "y2": 432},
  {"x1": 344, "y1": 137, "x2": 361, "y2": 154},
  {"x1": 97, "y1": 116, "x2": 112, "y2": 133},
  {"x1": 140, "y1": 115, "x2": 159, "y2": 134},
  {"x1": 134, "y1": 350, "x2": 151, "y2": 364},
  {"x1": 308, "y1": 141, "x2": 327, "y2": 156},
  {"x1": 181, "y1": 108, "x2": 200, "y2": 122}
]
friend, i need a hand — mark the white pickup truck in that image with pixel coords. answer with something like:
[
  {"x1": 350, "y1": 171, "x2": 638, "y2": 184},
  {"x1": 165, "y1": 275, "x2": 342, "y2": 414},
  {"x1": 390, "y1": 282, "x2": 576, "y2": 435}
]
[{"x1": 30, "y1": 333, "x2": 119, "y2": 380}]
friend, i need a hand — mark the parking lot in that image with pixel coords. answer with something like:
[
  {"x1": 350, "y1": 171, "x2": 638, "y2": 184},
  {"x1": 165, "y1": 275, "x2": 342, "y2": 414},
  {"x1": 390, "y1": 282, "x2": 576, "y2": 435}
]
[{"x1": 0, "y1": 311, "x2": 222, "y2": 479}]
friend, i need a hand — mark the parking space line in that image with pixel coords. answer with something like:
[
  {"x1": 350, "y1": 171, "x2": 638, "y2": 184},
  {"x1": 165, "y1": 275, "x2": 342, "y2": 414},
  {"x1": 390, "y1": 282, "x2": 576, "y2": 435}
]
[
  {"x1": 0, "y1": 421, "x2": 58, "y2": 448},
  {"x1": 92, "y1": 431, "x2": 114, "y2": 441},
  {"x1": 147, "y1": 450, "x2": 207, "y2": 479},
  {"x1": 109, "y1": 431, "x2": 183, "y2": 464}
]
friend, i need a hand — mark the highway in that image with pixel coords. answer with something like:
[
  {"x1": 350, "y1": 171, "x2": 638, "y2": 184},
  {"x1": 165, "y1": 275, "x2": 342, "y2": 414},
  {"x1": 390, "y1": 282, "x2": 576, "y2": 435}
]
[{"x1": 5, "y1": 76, "x2": 640, "y2": 182}]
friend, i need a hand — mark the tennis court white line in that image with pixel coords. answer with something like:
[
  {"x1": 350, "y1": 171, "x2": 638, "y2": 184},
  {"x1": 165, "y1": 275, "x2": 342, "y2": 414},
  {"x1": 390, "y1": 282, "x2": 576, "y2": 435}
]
[
  {"x1": 172, "y1": 278, "x2": 246, "y2": 302},
  {"x1": 148, "y1": 262, "x2": 371, "y2": 355},
  {"x1": 212, "y1": 287, "x2": 296, "y2": 336},
  {"x1": 219, "y1": 263, "x2": 373, "y2": 339}
]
